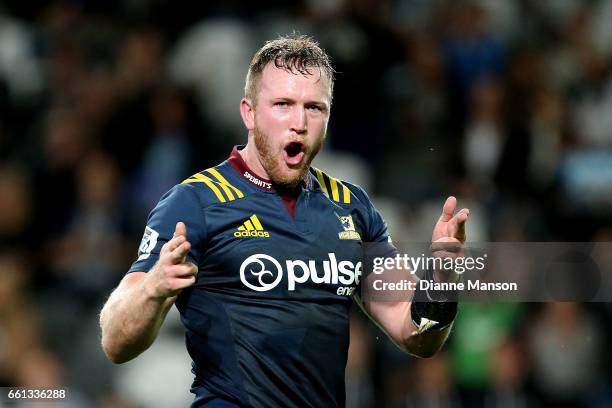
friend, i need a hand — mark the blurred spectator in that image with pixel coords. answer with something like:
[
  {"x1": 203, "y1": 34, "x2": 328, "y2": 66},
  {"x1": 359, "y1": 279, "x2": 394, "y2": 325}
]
[
  {"x1": 168, "y1": 17, "x2": 254, "y2": 143},
  {"x1": 0, "y1": 252, "x2": 37, "y2": 385},
  {"x1": 31, "y1": 107, "x2": 90, "y2": 250},
  {"x1": 484, "y1": 338, "x2": 534, "y2": 408},
  {"x1": 0, "y1": 10, "x2": 43, "y2": 102},
  {"x1": 319, "y1": 0, "x2": 405, "y2": 163},
  {"x1": 45, "y1": 150, "x2": 128, "y2": 297},
  {"x1": 492, "y1": 47, "x2": 540, "y2": 195},
  {"x1": 442, "y1": 2, "x2": 508, "y2": 112},
  {"x1": 463, "y1": 79, "x2": 504, "y2": 189},
  {"x1": 449, "y1": 303, "x2": 524, "y2": 406},
  {"x1": 377, "y1": 33, "x2": 452, "y2": 203},
  {"x1": 405, "y1": 352, "x2": 460, "y2": 408},
  {"x1": 346, "y1": 313, "x2": 374, "y2": 408},
  {"x1": 100, "y1": 27, "x2": 165, "y2": 174},
  {"x1": 527, "y1": 83, "x2": 565, "y2": 191},
  {"x1": 130, "y1": 85, "x2": 195, "y2": 215},
  {"x1": 0, "y1": 165, "x2": 32, "y2": 247},
  {"x1": 528, "y1": 302, "x2": 604, "y2": 407}
]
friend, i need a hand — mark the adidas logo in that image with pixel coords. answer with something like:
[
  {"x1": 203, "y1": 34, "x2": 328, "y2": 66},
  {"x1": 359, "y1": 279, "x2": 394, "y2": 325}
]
[{"x1": 234, "y1": 214, "x2": 270, "y2": 238}]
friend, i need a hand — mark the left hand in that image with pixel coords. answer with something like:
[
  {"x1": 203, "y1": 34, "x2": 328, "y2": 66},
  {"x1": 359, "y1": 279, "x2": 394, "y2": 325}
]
[
  {"x1": 432, "y1": 196, "x2": 469, "y2": 244},
  {"x1": 430, "y1": 196, "x2": 469, "y2": 281}
]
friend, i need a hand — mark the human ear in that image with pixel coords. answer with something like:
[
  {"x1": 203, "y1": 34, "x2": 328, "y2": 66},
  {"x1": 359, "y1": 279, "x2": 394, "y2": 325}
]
[{"x1": 240, "y1": 98, "x2": 255, "y2": 130}]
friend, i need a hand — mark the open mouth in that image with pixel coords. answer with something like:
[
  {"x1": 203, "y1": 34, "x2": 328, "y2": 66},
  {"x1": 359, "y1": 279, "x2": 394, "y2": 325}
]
[
  {"x1": 283, "y1": 141, "x2": 306, "y2": 165},
  {"x1": 285, "y1": 142, "x2": 304, "y2": 157}
]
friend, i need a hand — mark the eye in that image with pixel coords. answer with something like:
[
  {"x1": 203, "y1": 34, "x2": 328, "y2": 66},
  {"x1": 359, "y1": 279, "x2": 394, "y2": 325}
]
[
  {"x1": 274, "y1": 101, "x2": 288, "y2": 108},
  {"x1": 307, "y1": 104, "x2": 324, "y2": 113}
]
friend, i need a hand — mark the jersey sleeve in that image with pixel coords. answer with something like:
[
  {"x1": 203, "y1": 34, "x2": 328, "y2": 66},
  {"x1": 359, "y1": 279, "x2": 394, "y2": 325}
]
[
  {"x1": 347, "y1": 183, "x2": 398, "y2": 274},
  {"x1": 347, "y1": 183, "x2": 393, "y2": 244},
  {"x1": 345, "y1": 183, "x2": 399, "y2": 307},
  {"x1": 366, "y1": 201, "x2": 391, "y2": 244},
  {"x1": 128, "y1": 183, "x2": 207, "y2": 273}
]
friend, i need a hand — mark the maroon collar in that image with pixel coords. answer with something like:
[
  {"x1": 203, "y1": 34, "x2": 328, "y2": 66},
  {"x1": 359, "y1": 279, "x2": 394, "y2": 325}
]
[
  {"x1": 228, "y1": 145, "x2": 274, "y2": 191},
  {"x1": 228, "y1": 145, "x2": 309, "y2": 218},
  {"x1": 227, "y1": 145, "x2": 310, "y2": 192}
]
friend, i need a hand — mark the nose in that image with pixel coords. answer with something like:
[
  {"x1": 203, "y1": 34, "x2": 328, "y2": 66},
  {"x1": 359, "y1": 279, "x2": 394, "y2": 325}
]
[{"x1": 290, "y1": 107, "x2": 307, "y2": 135}]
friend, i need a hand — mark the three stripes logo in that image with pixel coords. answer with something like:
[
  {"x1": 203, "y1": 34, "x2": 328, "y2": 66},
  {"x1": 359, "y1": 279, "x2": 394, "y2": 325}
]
[{"x1": 234, "y1": 214, "x2": 270, "y2": 238}]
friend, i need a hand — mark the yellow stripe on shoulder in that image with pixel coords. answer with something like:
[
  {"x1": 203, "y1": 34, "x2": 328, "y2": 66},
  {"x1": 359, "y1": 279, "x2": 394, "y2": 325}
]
[
  {"x1": 204, "y1": 168, "x2": 245, "y2": 198},
  {"x1": 339, "y1": 181, "x2": 351, "y2": 204},
  {"x1": 190, "y1": 173, "x2": 227, "y2": 202},
  {"x1": 329, "y1": 177, "x2": 340, "y2": 202},
  {"x1": 312, "y1": 168, "x2": 351, "y2": 205},
  {"x1": 313, "y1": 168, "x2": 329, "y2": 196},
  {"x1": 181, "y1": 172, "x2": 235, "y2": 203}
]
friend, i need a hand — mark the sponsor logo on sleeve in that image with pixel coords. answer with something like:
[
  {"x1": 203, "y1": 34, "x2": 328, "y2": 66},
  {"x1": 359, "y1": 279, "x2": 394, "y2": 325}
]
[{"x1": 137, "y1": 226, "x2": 159, "y2": 261}]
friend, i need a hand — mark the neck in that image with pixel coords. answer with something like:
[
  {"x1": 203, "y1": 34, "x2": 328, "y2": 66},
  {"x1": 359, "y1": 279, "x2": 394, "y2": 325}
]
[{"x1": 239, "y1": 142, "x2": 270, "y2": 180}]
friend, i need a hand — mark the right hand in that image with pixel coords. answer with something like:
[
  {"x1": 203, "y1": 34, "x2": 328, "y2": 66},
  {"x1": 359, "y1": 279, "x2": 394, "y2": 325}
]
[{"x1": 144, "y1": 222, "x2": 198, "y2": 299}]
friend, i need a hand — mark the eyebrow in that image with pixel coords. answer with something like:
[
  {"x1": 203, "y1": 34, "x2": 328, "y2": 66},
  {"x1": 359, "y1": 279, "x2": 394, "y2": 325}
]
[{"x1": 271, "y1": 97, "x2": 329, "y2": 107}]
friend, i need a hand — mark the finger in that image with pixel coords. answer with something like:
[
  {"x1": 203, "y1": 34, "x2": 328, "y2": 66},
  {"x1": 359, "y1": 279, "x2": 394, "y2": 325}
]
[
  {"x1": 161, "y1": 234, "x2": 186, "y2": 255},
  {"x1": 438, "y1": 196, "x2": 457, "y2": 223},
  {"x1": 173, "y1": 222, "x2": 187, "y2": 238},
  {"x1": 169, "y1": 275, "x2": 197, "y2": 291},
  {"x1": 447, "y1": 214, "x2": 463, "y2": 240},
  {"x1": 448, "y1": 208, "x2": 469, "y2": 242},
  {"x1": 451, "y1": 208, "x2": 469, "y2": 226},
  {"x1": 457, "y1": 212, "x2": 467, "y2": 243},
  {"x1": 168, "y1": 262, "x2": 198, "y2": 278},
  {"x1": 168, "y1": 241, "x2": 191, "y2": 263}
]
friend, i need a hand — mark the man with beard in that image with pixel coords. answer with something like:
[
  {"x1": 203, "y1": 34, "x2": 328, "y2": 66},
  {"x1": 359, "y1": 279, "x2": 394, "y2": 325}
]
[{"x1": 100, "y1": 35, "x2": 469, "y2": 407}]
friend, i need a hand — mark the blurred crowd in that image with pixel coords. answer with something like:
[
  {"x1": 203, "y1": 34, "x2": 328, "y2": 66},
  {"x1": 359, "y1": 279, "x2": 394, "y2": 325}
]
[{"x1": 1, "y1": 0, "x2": 612, "y2": 407}]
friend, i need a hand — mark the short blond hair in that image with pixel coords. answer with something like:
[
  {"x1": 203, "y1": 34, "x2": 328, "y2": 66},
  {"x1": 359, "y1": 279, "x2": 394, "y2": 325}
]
[{"x1": 244, "y1": 34, "x2": 335, "y2": 105}]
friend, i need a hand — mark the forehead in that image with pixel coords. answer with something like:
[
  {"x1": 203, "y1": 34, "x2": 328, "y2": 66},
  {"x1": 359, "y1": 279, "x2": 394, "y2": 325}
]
[{"x1": 258, "y1": 63, "x2": 331, "y2": 102}]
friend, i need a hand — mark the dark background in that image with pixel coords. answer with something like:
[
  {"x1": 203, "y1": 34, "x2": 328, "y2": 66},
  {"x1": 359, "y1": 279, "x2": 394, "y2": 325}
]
[{"x1": 1, "y1": 0, "x2": 611, "y2": 406}]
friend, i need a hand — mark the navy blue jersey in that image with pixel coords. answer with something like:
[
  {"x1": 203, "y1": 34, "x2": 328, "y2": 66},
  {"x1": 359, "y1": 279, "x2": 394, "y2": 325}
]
[{"x1": 129, "y1": 147, "x2": 392, "y2": 407}]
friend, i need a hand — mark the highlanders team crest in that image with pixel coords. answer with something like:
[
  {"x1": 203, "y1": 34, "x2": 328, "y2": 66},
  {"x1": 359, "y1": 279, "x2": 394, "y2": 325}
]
[
  {"x1": 336, "y1": 214, "x2": 361, "y2": 241},
  {"x1": 137, "y1": 226, "x2": 159, "y2": 260}
]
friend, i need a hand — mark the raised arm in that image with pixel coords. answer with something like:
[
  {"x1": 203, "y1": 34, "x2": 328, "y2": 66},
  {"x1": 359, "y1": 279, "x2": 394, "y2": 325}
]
[
  {"x1": 100, "y1": 222, "x2": 198, "y2": 363},
  {"x1": 360, "y1": 196, "x2": 469, "y2": 358}
]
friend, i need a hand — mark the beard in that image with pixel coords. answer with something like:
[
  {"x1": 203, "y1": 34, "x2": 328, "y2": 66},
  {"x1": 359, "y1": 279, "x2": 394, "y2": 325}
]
[{"x1": 253, "y1": 124, "x2": 325, "y2": 191}]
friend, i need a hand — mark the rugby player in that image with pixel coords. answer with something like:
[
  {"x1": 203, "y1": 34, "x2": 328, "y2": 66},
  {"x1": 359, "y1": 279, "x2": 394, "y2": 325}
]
[{"x1": 100, "y1": 34, "x2": 469, "y2": 407}]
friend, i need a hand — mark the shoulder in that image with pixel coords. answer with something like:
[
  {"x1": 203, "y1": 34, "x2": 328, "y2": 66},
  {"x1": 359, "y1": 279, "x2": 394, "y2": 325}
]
[
  {"x1": 310, "y1": 167, "x2": 373, "y2": 208},
  {"x1": 179, "y1": 163, "x2": 249, "y2": 207},
  {"x1": 310, "y1": 167, "x2": 390, "y2": 241}
]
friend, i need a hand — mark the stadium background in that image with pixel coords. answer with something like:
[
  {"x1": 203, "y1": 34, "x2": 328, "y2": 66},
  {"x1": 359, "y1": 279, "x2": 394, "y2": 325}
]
[{"x1": 1, "y1": 0, "x2": 612, "y2": 406}]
